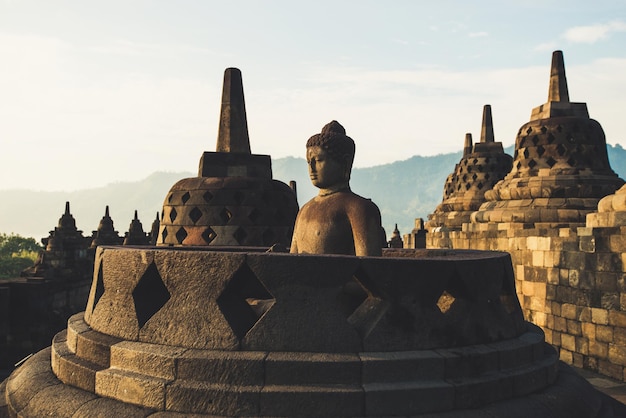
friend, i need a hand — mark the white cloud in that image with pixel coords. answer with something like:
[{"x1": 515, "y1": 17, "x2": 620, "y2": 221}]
[
  {"x1": 534, "y1": 41, "x2": 558, "y2": 52},
  {"x1": 563, "y1": 20, "x2": 626, "y2": 43},
  {"x1": 469, "y1": 31, "x2": 488, "y2": 38}
]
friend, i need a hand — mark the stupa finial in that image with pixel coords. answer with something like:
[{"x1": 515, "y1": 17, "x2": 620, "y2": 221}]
[
  {"x1": 548, "y1": 50, "x2": 569, "y2": 103},
  {"x1": 216, "y1": 67, "x2": 251, "y2": 154},
  {"x1": 463, "y1": 133, "x2": 473, "y2": 156},
  {"x1": 480, "y1": 105, "x2": 494, "y2": 143}
]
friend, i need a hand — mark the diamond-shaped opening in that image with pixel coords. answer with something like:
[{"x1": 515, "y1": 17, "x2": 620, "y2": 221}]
[
  {"x1": 556, "y1": 143, "x2": 567, "y2": 156},
  {"x1": 546, "y1": 156, "x2": 557, "y2": 168},
  {"x1": 477, "y1": 182, "x2": 484, "y2": 190},
  {"x1": 532, "y1": 136, "x2": 539, "y2": 145},
  {"x1": 189, "y1": 207, "x2": 202, "y2": 224},
  {"x1": 338, "y1": 268, "x2": 388, "y2": 338},
  {"x1": 203, "y1": 191, "x2": 213, "y2": 203},
  {"x1": 476, "y1": 164, "x2": 483, "y2": 172},
  {"x1": 216, "y1": 264, "x2": 275, "y2": 340},
  {"x1": 161, "y1": 227, "x2": 168, "y2": 242},
  {"x1": 181, "y1": 192, "x2": 191, "y2": 204},
  {"x1": 465, "y1": 183, "x2": 471, "y2": 190},
  {"x1": 175, "y1": 227, "x2": 188, "y2": 244},
  {"x1": 484, "y1": 157, "x2": 490, "y2": 164},
  {"x1": 467, "y1": 166, "x2": 473, "y2": 173},
  {"x1": 523, "y1": 148, "x2": 530, "y2": 159},
  {"x1": 132, "y1": 262, "x2": 170, "y2": 328},
  {"x1": 526, "y1": 127, "x2": 533, "y2": 134},
  {"x1": 201, "y1": 227, "x2": 217, "y2": 244},
  {"x1": 462, "y1": 174, "x2": 468, "y2": 182},
  {"x1": 484, "y1": 173, "x2": 491, "y2": 181},
  {"x1": 93, "y1": 259, "x2": 105, "y2": 310},
  {"x1": 248, "y1": 208, "x2": 261, "y2": 223},
  {"x1": 516, "y1": 161, "x2": 522, "y2": 170},
  {"x1": 472, "y1": 158, "x2": 478, "y2": 164},
  {"x1": 169, "y1": 208, "x2": 178, "y2": 222},
  {"x1": 567, "y1": 157, "x2": 577, "y2": 167},
  {"x1": 436, "y1": 291, "x2": 456, "y2": 314},
  {"x1": 547, "y1": 133, "x2": 555, "y2": 144},
  {"x1": 527, "y1": 159, "x2": 537, "y2": 169},
  {"x1": 536, "y1": 145, "x2": 545, "y2": 157},
  {"x1": 220, "y1": 208, "x2": 232, "y2": 224},
  {"x1": 541, "y1": 126, "x2": 547, "y2": 134},
  {"x1": 472, "y1": 173, "x2": 478, "y2": 181},
  {"x1": 556, "y1": 125, "x2": 563, "y2": 132},
  {"x1": 167, "y1": 193, "x2": 174, "y2": 203},
  {"x1": 233, "y1": 227, "x2": 248, "y2": 244}
]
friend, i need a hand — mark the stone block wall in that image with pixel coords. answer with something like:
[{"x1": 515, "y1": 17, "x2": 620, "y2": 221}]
[{"x1": 426, "y1": 223, "x2": 626, "y2": 380}]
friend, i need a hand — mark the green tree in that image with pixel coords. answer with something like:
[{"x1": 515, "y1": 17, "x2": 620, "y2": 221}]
[{"x1": 0, "y1": 233, "x2": 42, "y2": 279}]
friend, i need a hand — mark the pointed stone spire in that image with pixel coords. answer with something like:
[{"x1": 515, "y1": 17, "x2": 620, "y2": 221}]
[
  {"x1": 388, "y1": 223, "x2": 403, "y2": 248},
  {"x1": 463, "y1": 133, "x2": 473, "y2": 156},
  {"x1": 58, "y1": 201, "x2": 77, "y2": 231},
  {"x1": 530, "y1": 50, "x2": 588, "y2": 120},
  {"x1": 123, "y1": 211, "x2": 150, "y2": 246},
  {"x1": 90, "y1": 205, "x2": 121, "y2": 248},
  {"x1": 480, "y1": 105, "x2": 494, "y2": 143},
  {"x1": 548, "y1": 50, "x2": 569, "y2": 102},
  {"x1": 216, "y1": 68, "x2": 251, "y2": 154},
  {"x1": 149, "y1": 212, "x2": 160, "y2": 246}
]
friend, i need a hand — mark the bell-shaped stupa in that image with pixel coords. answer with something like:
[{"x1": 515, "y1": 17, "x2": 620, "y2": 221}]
[
  {"x1": 157, "y1": 68, "x2": 298, "y2": 247},
  {"x1": 472, "y1": 51, "x2": 624, "y2": 227},
  {"x1": 427, "y1": 105, "x2": 513, "y2": 230}
]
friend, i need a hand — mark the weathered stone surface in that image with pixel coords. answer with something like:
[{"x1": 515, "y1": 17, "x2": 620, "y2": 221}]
[
  {"x1": 73, "y1": 397, "x2": 154, "y2": 418},
  {"x1": 110, "y1": 341, "x2": 187, "y2": 380},
  {"x1": 360, "y1": 350, "x2": 445, "y2": 382},
  {"x1": 260, "y1": 384, "x2": 364, "y2": 417},
  {"x1": 264, "y1": 352, "x2": 361, "y2": 385},
  {"x1": 176, "y1": 349, "x2": 266, "y2": 385},
  {"x1": 364, "y1": 380, "x2": 455, "y2": 415},
  {"x1": 95, "y1": 368, "x2": 168, "y2": 410},
  {"x1": 165, "y1": 380, "x2": 261, "y2": 415}
]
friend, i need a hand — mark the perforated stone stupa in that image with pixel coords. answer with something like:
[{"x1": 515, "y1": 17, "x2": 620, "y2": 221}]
[
  {"x1": 427, "y1": 105, "x2": 513, "y2": 230},
  {"x1": 158, "y1": 68, "x2": 298, "y2": 247},
  {"x1": 472, "y1": 51, "x2": 624, "y2": 227}
]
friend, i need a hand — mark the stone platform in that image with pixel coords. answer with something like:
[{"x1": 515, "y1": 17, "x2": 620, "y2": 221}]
[{"x1": 2, "y1": 247, "x2": 624, "y2": 416}]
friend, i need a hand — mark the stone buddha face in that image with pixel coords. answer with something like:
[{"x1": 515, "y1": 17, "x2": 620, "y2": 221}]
[{"x1": 306, "y1": 146, "x2": 349, "y2": 190}]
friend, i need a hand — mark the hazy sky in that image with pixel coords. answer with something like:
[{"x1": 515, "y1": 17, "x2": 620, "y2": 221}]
[{"x1": 1, "y1": 0, "x2": 625, "y2": 191}]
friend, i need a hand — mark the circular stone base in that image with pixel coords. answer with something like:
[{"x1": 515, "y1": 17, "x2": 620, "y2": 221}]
[{"x1": 3, "y1": 343, "x2": 625, "y2": 417}]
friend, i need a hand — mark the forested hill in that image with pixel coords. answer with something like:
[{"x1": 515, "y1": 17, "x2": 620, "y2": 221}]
[{"x1": 1, "y1": 145, "x2": 625, "y2": 241}]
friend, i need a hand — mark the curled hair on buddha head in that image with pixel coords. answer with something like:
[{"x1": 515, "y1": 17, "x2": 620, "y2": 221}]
[{"x1": 306, "y1": 120, "x2": 356, "y2": 165}]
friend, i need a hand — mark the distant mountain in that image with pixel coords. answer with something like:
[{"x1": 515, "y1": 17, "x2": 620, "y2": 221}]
[{"x1": 1, "y1": 145, "x2": 624, "y2": 242}]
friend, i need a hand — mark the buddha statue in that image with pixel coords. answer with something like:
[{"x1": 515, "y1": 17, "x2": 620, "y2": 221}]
[{"x1": 290, "y1": 120, "x2": 383, "y2": 256}]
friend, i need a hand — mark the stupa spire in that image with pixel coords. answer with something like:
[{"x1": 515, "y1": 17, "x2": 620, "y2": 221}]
[
  {"x1": 548, "y1": 50, "x2": 569, "y2": 103},
  {"x1": 463, "y1": 133, "x2": 473, "y2": 156},
  {"x1": 216, "y1": 67, "x2": 251, "y2": 154},
  {"x1": 480, "y1": 105, "x2": 494, "y2": 143}
]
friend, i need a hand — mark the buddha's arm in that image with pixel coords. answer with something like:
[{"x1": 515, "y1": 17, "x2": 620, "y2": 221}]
[{"x1": 351, "y1": 201, "x2": 383, "y2": 257}]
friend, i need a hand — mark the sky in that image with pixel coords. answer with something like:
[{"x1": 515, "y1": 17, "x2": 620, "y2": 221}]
[{"x1": 1, "y1": 0, "x2": 625, "y2": 192}]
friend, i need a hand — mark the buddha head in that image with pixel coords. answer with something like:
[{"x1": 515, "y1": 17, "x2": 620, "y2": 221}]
[{"x1": 305, "y1": 120, "x2": 355, "y2": 190}]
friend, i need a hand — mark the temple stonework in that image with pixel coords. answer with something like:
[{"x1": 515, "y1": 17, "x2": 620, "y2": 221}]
[
  {"x1": 158, "y1": 68, "x2": 298, "y2": 248},
  {"x1": 427, "y1": 105, "x2": 513, "y2": 230},
  {"x1": 2, "y1": 58, "x2": 626, "y2": 417},
  {"x1": 0, "y1": 204, "x2": 154, "y2": 373},
  {"x1": 424, "y1": 51, "x2": 626, "y2": 383}
]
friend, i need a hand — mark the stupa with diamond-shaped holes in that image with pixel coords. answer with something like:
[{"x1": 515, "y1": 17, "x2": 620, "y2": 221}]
[
  {"x1": 471, "y1": 51, "x2": 623, "y2": 226},
  {"x1": 427, "y1": 105, "x2": 513, "y2": 231},
  {"x1": 3, "y1": 64, "x2": 624, "y2": 417},
  {"x1": 157, "y1": 68, "x2": 298, "y2": 248}
]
